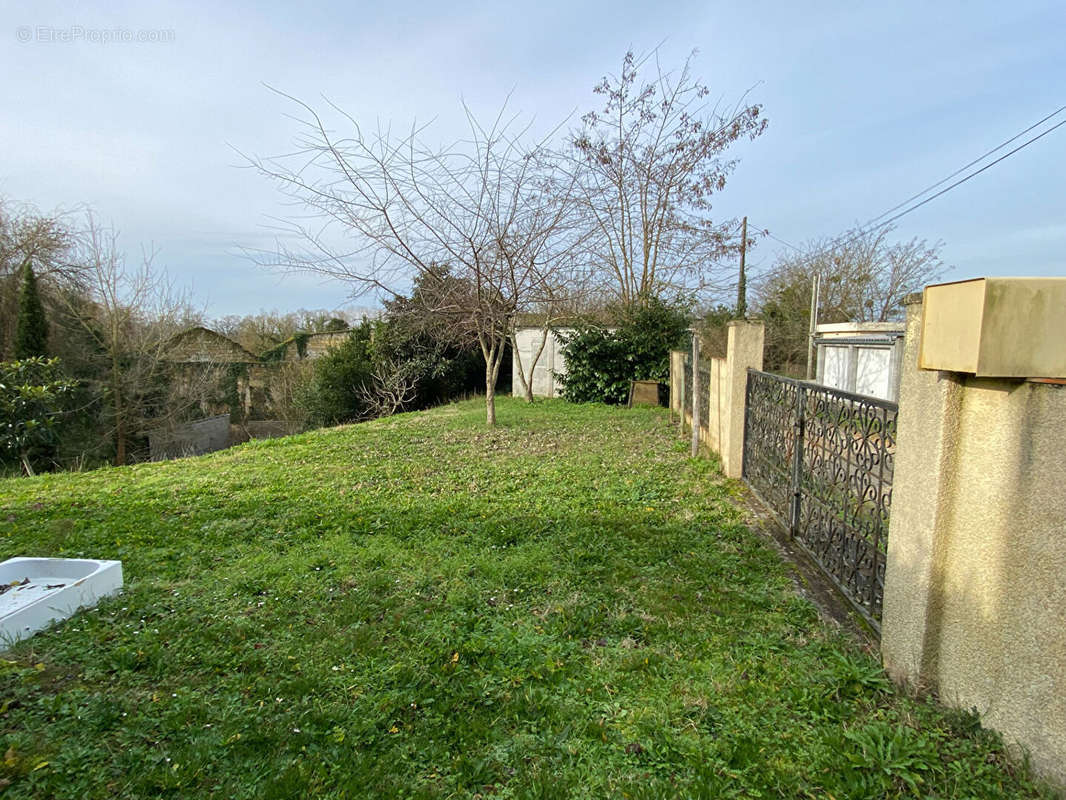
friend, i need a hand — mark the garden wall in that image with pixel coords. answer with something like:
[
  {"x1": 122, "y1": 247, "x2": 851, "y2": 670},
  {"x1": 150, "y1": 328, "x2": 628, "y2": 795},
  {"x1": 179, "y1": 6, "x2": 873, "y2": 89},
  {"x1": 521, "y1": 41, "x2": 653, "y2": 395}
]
[
  {"x1": 671, "y1": 321, "x2": 763, "y2": 478},
  {"x1": 882, "y1": 295, "x2": 1066, "y2": 786},
  {"x1": 148, "y1": 413, "x2": 231, "y2": 461}
]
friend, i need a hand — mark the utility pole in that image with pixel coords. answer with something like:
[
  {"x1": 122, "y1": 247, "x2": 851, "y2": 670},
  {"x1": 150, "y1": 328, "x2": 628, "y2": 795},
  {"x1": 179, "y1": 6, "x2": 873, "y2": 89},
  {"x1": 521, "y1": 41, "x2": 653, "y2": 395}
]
[
  {"x1": 736, "y1": 216, "x2": 747, "y2": 318},
  {"x1": 806, "y1": 273, "x2": 820, "y2": 380}
]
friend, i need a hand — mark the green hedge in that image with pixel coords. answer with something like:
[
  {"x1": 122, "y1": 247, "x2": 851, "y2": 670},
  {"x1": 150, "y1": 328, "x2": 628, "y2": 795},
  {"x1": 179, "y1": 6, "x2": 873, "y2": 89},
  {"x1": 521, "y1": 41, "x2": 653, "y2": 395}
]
[{"x1": 557, "y1": 298, "x2": 690, "y2": 405}]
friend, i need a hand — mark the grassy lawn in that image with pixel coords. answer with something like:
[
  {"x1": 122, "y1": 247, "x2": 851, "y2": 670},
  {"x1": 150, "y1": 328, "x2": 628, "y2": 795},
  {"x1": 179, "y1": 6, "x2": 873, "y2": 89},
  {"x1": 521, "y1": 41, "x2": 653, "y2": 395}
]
[{"x1": 0, "y1": 398, "x2": 1054, "y2": 799}]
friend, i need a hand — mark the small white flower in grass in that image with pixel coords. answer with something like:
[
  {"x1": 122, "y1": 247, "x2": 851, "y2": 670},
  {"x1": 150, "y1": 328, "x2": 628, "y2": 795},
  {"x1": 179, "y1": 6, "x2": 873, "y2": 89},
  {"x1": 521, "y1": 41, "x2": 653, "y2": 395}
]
[{"x1": 293, "y1": 728, "x2": 301, "y2": 733}]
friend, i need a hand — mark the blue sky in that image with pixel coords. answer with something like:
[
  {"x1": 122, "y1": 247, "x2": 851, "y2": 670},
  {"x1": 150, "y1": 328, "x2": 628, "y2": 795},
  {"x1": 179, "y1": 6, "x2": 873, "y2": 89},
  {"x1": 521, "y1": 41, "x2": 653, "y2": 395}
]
[{"x1": 1, "y1": 0, "x2": 1063, "y2": 316}]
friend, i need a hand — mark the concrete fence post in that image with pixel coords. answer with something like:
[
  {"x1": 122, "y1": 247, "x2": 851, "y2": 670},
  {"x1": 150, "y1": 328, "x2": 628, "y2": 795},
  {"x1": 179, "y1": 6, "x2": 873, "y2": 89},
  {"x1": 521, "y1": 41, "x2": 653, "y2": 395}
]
[
  {"x1": 669, "y1": 351, "x2": 685, "y2": 418},
  {"x1": 720, "y1": 321, "x2": 764, "y2": 479}
]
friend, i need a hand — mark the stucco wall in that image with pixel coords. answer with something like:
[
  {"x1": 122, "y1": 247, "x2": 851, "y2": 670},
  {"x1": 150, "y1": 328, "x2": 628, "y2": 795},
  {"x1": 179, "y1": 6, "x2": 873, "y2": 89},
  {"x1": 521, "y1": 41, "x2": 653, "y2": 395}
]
[
  {"x1": 882, "y1": 297, "x2": 1066, "y2": 787},
  {"x1": 297, "y1": 332, "x2": 350, "y2": 360}
]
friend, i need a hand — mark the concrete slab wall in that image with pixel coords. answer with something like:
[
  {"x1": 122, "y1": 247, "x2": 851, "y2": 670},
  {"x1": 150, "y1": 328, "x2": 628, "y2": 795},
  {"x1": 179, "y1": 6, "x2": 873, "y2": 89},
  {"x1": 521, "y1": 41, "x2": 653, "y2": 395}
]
[
  {"x1": 882, "y1": 296, "x2": 1066, "y2": 787},
  {"x1": 512, "y1": 328, "x2": 573, "y2": 399},
  {"x1": 148, "y1": 414, "x2": 231, "y2": 461}
]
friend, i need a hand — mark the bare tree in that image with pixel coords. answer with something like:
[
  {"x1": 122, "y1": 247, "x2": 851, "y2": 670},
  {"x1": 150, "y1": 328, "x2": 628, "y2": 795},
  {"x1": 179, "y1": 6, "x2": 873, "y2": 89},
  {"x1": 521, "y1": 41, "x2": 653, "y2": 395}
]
[
  {"x1": 247, "y1": 94, "x2": 584, "y2": 426},
  {"x1": 755, "y1": 224, "x2": 946, "y2": 373},
  {"x1": 356, "y1": 356, "x2": 421, "y2": 418},
  {"x1": 60, "y1": 213, "x2": 205, "y2": 465},
  {"x1": 510, "y1": 314, "x2": 553, "y2": 404},
  {"x1": 570, "y1": 49, "x2": 767, "y2": 307}
]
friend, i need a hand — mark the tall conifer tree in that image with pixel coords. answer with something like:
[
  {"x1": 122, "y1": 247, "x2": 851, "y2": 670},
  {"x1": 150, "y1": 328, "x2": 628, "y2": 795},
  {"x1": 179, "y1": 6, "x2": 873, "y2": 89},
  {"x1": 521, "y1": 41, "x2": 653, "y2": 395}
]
[{"x1": 14, "y1": 260, "x2": 49, "y2": 358}]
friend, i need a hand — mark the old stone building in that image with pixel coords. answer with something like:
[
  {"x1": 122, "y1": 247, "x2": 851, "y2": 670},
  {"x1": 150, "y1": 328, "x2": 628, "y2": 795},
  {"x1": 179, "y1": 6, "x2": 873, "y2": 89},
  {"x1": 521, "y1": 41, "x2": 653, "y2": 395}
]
[{"x1": 161, "y1": 325, "x2": 351, "y2": 432}]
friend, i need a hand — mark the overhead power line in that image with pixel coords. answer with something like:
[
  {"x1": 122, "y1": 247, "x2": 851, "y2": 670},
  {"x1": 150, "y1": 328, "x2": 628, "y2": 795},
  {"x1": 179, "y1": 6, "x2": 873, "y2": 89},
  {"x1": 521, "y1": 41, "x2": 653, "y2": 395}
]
[
  {"x1": 865, "y1": 104, "x2": 1066, "y2": 228},
  {"x1": 870, "y1": 116, "x2": 1066, "y2": 230},
  {"x1": 751, "y1": 104, "x2": 1066, "y2": 264}
]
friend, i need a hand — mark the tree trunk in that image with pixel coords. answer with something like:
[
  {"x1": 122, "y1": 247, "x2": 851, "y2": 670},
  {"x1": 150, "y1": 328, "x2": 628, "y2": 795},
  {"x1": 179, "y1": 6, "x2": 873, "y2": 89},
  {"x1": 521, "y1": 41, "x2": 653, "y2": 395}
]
[
  {"x1": 485, "y1": 370, "x2": 496, "y2": 427},
  {"x1": 111, "y1": 357, "x2": 127, "y2": 467},
  {"x1": 525, "y1": 328, "x2": 549, "y2": 403},
  {"x1": 480, "y1": 335, "x2": 497, "y2": 427},
  {"x1": 511, "y1": 332, "x2": 528, "y2": 403},
  {"x1": 481, "y1": 333, "x2": 507, "y2": 427},
  {"x1": 511, "y1": 327, "x2": 551, "y2": 404},
  {"x1": 510, "y1": 327, "x2": 551, "y2": 404}
]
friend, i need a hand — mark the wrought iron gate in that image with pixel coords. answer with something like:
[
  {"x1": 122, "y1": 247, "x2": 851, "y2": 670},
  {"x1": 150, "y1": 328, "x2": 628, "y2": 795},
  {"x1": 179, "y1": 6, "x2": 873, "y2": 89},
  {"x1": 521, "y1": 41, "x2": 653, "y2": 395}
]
[{"x1": 742, "y1": 369, "x2": 897, "y2": 629}]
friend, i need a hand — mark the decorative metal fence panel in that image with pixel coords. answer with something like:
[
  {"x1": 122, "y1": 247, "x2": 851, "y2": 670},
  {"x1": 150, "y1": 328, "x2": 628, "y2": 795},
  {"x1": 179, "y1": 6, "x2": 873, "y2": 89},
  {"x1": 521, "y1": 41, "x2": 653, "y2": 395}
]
[
  {"x1": 683, "y1": 356, "x2": 693, "y2": 419},
  {"x1": 742, "y1": 371, "x2": 798, "y2": 522},
  {"x1": 742, "y1": 369, "x2": 897, "y2": 629},
  {"x1": 697, "y1": 368, "x2": 711, "y2": 431},
  {"x1": 682, "y1": 355, "x2": 712, "y2": 433}
]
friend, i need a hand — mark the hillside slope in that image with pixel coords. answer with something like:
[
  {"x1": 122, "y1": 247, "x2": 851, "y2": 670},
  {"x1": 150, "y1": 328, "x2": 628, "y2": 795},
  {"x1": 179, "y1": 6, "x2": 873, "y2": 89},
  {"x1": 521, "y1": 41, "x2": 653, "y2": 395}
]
[{"x1": 0, "y1": 399, "x2": 1053, "y2": 799}]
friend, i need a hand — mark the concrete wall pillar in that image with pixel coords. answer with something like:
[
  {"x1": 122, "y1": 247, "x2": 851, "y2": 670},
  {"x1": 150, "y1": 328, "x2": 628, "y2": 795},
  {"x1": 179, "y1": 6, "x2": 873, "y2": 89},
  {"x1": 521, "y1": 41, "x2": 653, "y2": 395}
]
[
  {"x1": 882, "y1": 298, "x2": 964, "y2": 683},
  {"x1": 668, "y1": 321, "x2": 763, "y2": 479},
  {"x1": 720, "y1": 321, "x2": 764, "y2": 478},
  {"x1": 882, "y1": 295, "x2": 1066, "y2": 787},
  {"x1": 670, "y1": 351, "x2": 685, "y2": 413}
]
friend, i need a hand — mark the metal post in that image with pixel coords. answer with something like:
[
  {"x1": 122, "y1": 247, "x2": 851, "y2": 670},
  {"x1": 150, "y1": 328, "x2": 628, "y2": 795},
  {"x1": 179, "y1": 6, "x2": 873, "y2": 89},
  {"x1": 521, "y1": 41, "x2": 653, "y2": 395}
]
[
  {"x1": 678, "y1": 355, "x2": 686, "y2": 435},
  {"x1": 789, "y1": 384, "x2": 806, "y2": 538},
  {"x1": 806, "y1": 273, "x2": 820, "y2": 380},
  {"x1": 690, "y1": 330, "x2": 700, "y2": 458},
  {"x1": 736, "y1": 216, "x2": 747, "y2": 317}
]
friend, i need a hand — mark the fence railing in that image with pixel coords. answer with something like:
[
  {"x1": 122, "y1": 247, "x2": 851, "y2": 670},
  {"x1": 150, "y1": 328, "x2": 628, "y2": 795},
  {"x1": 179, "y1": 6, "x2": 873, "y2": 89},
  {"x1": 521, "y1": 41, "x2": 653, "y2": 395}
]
[
  {"x1": 683, "y1": 354, "x2": 713, "y2": 434},
  {"x1": 743, "y1": 369, "x2": 897, "y2": 628}
]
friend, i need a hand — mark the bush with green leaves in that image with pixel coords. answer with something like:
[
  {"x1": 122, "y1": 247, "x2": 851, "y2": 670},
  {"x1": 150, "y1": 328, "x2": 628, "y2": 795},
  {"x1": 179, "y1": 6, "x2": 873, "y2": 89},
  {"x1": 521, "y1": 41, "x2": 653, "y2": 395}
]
[
  {"x1": 0, "y1": 357, "x2": 78, "y2": 475},
  {"x1": 557, "y1": 297, "x2": 691, "y2": 405},
  {"x1": 297, "y1": 315, "x2": 486, "y2": 428},
  {"x1": 371, "y1": 315, "x2": 484, "y2": 410},
  {"x1": 297, "y1": 324, "x2": 377, "y2": 426}
]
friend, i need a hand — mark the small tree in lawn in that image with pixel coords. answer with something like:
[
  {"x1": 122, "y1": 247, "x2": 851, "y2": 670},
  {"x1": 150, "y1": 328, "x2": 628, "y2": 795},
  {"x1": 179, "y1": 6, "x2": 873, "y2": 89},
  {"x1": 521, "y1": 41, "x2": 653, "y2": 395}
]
[
  {"x1": 571, "y1": 49, "x2": 767, "y2": 308},
  {"x1": 248, "y1": 95, "x2": 583, "y2": 426},
  {"x1": 0, "y1": 357, "x2": 77, "y2": 475},
  {"x1": 14, "y1": 260, "x2": 49, "y2": 358}
]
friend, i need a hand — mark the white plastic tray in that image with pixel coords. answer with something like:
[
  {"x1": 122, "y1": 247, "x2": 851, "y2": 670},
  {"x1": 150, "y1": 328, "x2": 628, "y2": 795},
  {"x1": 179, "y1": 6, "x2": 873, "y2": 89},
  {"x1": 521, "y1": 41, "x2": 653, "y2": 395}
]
[{"x1": 0, "y1": 557, "x2": 123, "y2": 646}]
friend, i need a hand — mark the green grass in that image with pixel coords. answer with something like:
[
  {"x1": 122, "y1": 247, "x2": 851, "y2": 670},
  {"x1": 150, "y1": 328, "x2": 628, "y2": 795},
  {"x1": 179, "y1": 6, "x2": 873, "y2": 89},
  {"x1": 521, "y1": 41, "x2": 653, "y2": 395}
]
[{"x1": 0, "y1": 398, "x2": 1054, "y2": 799}]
